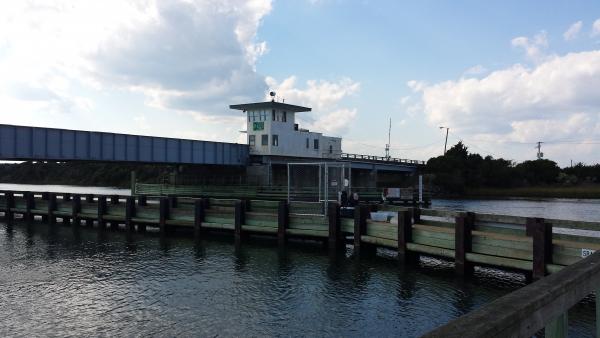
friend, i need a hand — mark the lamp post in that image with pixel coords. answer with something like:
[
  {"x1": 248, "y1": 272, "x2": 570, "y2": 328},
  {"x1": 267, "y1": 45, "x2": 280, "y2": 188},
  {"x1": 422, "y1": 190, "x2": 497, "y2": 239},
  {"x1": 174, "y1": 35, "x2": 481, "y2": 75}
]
[{"x1": 439, "y1": 126, "x2": 449, "y2": 155}]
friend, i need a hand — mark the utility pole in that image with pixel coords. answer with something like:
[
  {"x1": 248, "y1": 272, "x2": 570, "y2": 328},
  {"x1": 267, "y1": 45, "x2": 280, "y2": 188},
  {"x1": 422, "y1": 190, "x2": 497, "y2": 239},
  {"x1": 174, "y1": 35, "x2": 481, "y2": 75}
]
[
  {"x1": 536, "y1": 142, "x2": 544, "y2": 160},
  {"x1": 439, "y1": 127, "x2": 449, "y2": 155}
]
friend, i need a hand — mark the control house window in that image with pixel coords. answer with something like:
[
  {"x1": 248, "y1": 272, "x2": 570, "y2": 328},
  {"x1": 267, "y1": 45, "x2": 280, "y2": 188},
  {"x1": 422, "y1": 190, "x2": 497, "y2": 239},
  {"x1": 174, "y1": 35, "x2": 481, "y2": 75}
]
[
  {"x1": 260, "y1": 110, "x2": 267, "y2": 121},
  {"x1": 282, "y1": 111, "x2": 287, "y2": 122},
  {"x1": 272, "y1": 109, "x2": 276, "y2": 121},
  {"x1": 249, "y1": 135, "x2": 255, "y2": 146},
  {"x1": 306, "y1": 138, "x2": 309, "y2": 148},
  {"x1": 272, "y1": 135, "x2": 278, "y2": 146},
  {"x1": 261, "y1": 134, "x2": 268, "y2": 146},
  {"x1": 329, "y1": 145, "x2": 333, "y2": 154},
  {"x1": 314, "y1": 139, "x2": 319, "y2": 150}
]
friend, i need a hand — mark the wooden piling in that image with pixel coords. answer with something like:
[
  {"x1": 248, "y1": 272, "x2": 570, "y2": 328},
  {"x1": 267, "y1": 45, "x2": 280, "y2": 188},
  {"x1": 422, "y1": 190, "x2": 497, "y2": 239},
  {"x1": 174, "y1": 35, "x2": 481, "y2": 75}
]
[
  {"x1": 24, "y1": 191, "x2": 34, "y2": 222},
  {"x1": 125, "y1": 196, "x2": 135, "y2": 232},
  {"x1": 97, "y1": 196, "x2": 107, "y2": 229},
  {"x1": 5, "y1": 191, "x2": 14, "y2": 221},
  {"x1": 84, "y1": 194, "x2": 94, "y2": 226},
  {"x1": 48, "y1": 193, "x2": 57, "y2": 224},
  {"x1": 328, "y1": 203, "x2": 342, "y2": 250},
  {"x1": 138, "y1": 195, "x2": 147, "y2": 206},
  {"x1": 110, "y1": 195, "x2": 119, "y2": 205},
  {"x1": 194, "y1": 198, "x2": 205, "y2": 239},
  {"x1": 63, "y1": 193, "x2": 71, "y2": 201},
  {"x1": 41, "y1": 192, "x2": 49, "y2": 222},
  {"x1": 72, "y1": 195, "x2": 81, "y2": 227},
  {"x1": 234, "y1": 200, "x2": 245, "y2": 242},
  {"x1": 277, "y1": 200, "x2": 288, "y2": 246},
  {"x1": 398, "y1": 209, "x2": 417, "y2": 264},
  {"x1": 412, "y1": 207, "x2": 421, "y2": 224},
  {"x1": 353, "y1": 205, "x2": 372, "y2": 256},
  {"x1": 159, "y1": 197, "x2": 169, "y2": 235},
  {"x1": 455, "y1": 212, "x2": 475, "y2": 276},
  {"x1": 168, "y1": 195, "x2": 178, "y2": 208},
  {"x1": 530, "y1": 217, "x2": 552, "y2": 280}
]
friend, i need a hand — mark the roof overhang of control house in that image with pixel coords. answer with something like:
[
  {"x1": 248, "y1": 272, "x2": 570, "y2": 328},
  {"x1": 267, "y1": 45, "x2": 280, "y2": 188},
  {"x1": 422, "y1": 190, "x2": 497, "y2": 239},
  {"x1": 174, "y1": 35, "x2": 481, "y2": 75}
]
[{"x1": 229, "y1": 101, "x2": 311, "y2": 113}]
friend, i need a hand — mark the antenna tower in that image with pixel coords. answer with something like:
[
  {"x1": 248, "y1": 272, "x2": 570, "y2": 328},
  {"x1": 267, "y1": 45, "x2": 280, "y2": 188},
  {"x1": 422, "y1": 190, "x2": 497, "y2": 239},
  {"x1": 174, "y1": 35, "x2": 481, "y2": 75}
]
[
  {"x1": 536, "y1": 141, "x2": 544, "y2": 160},
  {"x1": 385, "y1": 118, "x2": 391, "y2": 160}
]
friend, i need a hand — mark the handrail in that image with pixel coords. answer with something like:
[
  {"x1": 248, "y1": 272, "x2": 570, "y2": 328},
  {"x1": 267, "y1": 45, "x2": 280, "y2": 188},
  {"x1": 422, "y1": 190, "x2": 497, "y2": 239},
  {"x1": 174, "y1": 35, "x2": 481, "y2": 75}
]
[
  {"x1": 422, "y1": 251, "x2": 600, "y2": 338},
  {"x1": 340, "y1": 152, "x2": 426, "y2": 165}
]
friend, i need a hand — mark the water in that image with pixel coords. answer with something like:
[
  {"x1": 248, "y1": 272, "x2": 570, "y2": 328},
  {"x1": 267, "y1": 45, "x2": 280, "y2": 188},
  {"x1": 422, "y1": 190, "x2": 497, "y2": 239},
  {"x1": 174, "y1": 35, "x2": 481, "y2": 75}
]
[{"x1": 0, "y1": 185, "x2": 598, "y2": 337}]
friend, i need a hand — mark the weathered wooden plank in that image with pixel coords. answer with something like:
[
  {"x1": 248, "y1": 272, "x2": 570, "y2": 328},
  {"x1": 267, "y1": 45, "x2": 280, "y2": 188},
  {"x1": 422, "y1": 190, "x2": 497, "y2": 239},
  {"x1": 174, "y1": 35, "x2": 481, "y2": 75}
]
[
  {"x1": 407, "y1": 242, "x2": 454, "y2": 258},
  {"x1": 466, "y1": 252, "x2": 532, "y2": 271},
  {"x1": 412, "y1": 235, "x2": 455, "y2": 250},
  {"x1": 285, "y1": 228, "x2": 328, "y2": 238}
]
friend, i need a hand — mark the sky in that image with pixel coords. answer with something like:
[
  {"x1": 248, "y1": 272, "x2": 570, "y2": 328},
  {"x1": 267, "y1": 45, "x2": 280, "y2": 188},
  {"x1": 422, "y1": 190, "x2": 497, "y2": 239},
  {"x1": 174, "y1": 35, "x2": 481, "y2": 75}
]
[{"x1": 1, "y1": 0, "x2": 600, "y2": 167}]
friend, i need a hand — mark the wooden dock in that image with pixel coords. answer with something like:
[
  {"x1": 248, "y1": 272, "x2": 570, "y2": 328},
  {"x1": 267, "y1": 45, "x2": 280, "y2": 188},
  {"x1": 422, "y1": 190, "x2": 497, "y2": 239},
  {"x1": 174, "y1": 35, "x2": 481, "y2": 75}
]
[{"x1": 0, "y1": 190, "x2": 598, "y2": 279}]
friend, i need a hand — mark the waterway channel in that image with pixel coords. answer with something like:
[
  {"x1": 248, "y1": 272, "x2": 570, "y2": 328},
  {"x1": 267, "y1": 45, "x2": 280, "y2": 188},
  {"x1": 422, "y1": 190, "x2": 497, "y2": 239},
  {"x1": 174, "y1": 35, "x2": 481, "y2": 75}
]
[{"x1": 0, "y1": 184, "x2": 598, "y2": 337}]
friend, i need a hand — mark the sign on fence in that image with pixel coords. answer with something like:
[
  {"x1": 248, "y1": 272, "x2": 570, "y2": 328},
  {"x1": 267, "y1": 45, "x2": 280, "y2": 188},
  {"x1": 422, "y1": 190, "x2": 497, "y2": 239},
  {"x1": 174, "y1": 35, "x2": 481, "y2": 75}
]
[{"x1": 581, "y1": 248, "x2": 596, "y2": 258}]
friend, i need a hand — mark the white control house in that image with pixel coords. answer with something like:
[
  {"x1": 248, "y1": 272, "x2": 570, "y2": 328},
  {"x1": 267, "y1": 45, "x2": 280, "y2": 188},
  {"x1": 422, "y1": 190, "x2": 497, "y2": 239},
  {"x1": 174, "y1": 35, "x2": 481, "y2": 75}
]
[{"x1": 230, "y1": 100, "x2": 342, "y2": 159}]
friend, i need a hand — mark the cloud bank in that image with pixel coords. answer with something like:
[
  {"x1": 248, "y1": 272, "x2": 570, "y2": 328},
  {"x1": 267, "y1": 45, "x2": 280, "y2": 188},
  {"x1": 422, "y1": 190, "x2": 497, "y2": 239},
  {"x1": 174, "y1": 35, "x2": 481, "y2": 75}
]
[
  {"x1": 410, "y1": 50, "x2": 600, "y2": 163},
  {"x1": 0, "y1": 0, "x2": 272, "y2": 121}
]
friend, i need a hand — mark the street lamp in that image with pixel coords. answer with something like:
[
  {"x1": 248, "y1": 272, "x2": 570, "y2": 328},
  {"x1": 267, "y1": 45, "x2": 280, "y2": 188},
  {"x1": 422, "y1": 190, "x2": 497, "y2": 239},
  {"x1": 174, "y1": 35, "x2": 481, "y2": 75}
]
[{"x1": 439, "y1": 126, "x2": 449, "y2": 155}]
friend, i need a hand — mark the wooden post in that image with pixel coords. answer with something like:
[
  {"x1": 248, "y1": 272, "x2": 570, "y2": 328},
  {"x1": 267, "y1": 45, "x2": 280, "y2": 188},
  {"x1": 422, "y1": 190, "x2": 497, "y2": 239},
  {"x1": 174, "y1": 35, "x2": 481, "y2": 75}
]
[
  {"x1": 244, "y1": 199, "x2": 251, "y2": 213},
  {"x1": 97, "y1": 196, "x2": 107, "y2": 229},
  {"x1": 530, "y1": 217, "x2": 552, "y2": 280},
  {"x1": 234, "y1": 200, "x2": 245, "y2": 242},
  {"x1": 24, "y1": 191, "x2": 34, "y2": 222},
  {"x1": 159, "y1": 197, "x2": 169, "y2": 235},
  {"x1": 277, "y1": 200, "x2": 288, "y2": 246},
  {"x1": 41, "y1": 192, "x2": 49, "y2": 222},
  {"x1": 596, "y1": 287, "x2": 600, "y2": 338},
  {"x1": 328, "y1": 202, "x2": 341, "y2": 250},
  {"x1": 455, "y1": 212, "x2": 475, "y2": 276},
  {"x1": 194, "y1": 198, "x2": 205, "y2": 240},
  {"x1": 48, "y1": 193, "x2": 56, "y2": 224},
  {"x1": 84, "y1": 194, "x2": 94, "y2": 226},
  {"x1": 125, "y1": 196, "x2": 135, "y2": 232},
  {"x1": 398, "y1": 209, "x2": 416, "y2": 264},
  {"x1": 545, "y1": 312, "x2": 568, "y2": 338},
  {"x1": 110, "y1": 195, "x2": 119, "y2": 205},
  {"x1": 412, "y1": 207, "x2": 421, "y2": 224},
  {"x1": 5, "y1": 191, "x2": 14, "y2": 221},
  {"x1": 63, "y1": 193, "x2": 71, "y2": 201},
  {"x1": 138, "y1": 195, "x2": 147, "y2": 206},
  {"x1": 71, "y1": 195, "x2": 81, "y2": 227},
  {"x1": 168, "y1": 195, "x2": 178, "y2": 208},
  {"x1": 353, "y1": 205, "x2": 367, "y2": 255}
]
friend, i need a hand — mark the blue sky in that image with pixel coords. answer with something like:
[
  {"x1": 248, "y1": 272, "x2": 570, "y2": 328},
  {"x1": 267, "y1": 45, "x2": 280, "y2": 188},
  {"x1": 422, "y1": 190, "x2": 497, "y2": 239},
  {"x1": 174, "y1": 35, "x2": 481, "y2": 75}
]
[{"x1": 1, "y1": 1, "x2": 600, "y2": 166}]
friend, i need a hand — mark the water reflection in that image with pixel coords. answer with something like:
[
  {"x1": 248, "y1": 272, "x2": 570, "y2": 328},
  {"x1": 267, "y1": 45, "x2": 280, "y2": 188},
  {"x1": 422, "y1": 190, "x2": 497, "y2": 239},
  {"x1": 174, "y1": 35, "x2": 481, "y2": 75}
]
[{"x1": 0, "y1": 220, "x2": 595, "y2": 337}]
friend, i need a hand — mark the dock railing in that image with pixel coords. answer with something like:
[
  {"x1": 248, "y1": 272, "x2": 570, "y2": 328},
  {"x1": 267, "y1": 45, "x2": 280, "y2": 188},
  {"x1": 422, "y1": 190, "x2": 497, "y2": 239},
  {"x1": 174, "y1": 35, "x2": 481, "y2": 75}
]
[{"x1": 422, "y1": 250, "x2": 600, "y2": 338}]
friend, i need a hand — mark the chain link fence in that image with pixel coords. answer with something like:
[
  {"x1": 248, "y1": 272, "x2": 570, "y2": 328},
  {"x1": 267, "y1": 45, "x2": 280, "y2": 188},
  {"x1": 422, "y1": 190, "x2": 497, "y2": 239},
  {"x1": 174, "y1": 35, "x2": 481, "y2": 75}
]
[{"x1": 287, "y1": 162, "x2": 351, "y2": 215}]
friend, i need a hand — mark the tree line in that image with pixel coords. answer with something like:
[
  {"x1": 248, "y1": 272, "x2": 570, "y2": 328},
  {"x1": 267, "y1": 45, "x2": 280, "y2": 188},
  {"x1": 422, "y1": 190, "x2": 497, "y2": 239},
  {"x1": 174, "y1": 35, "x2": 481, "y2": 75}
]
[{"x1": 425, "y1": 142, "x2": 600, "y2": 194}]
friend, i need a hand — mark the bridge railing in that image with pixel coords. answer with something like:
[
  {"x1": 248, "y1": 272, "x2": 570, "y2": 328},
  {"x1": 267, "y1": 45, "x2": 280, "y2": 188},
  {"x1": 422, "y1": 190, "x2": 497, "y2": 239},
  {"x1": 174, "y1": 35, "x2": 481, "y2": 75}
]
[
  {"x1": 422, "y1": 250, "x2": 600, "y2": 338},
  {"x1": 340, "y1": 153, "x2": 426, "y2": 165}
]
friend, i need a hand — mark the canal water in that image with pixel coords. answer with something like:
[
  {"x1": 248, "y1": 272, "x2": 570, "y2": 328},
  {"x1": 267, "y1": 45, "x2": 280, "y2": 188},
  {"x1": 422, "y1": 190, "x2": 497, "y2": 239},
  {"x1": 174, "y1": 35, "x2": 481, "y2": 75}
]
[{"x1": 0, "y1": 184, "x2": 598, "y2": 337}]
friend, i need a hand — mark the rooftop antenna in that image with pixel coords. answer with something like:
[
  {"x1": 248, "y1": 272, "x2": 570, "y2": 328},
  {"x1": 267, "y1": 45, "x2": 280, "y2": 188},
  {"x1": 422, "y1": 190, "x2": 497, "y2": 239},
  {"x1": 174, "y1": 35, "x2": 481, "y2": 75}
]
[
  {"x1": 269, "y1": 91, "x2": 276, "y2": 102},
  {"x1": 385, "y1": 118, "x2": 391, "y2": 160},
  {"x1": 536, "y1": 141, "x2": 544, "y2": 160}
]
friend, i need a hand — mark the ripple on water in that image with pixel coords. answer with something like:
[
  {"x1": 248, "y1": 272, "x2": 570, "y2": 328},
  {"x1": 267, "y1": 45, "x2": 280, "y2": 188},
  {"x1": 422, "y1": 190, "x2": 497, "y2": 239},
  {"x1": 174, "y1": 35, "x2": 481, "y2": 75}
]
[{"x1": 0, "y1": 222, "x2": 595, "y2": 337}]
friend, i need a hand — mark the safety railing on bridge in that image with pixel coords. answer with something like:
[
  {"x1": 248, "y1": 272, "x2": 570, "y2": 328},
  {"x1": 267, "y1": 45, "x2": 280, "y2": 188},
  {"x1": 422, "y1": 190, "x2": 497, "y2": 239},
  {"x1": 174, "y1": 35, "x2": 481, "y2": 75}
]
[{"x1": 341, "y1": 153, "x2": 426, "y2": 165}]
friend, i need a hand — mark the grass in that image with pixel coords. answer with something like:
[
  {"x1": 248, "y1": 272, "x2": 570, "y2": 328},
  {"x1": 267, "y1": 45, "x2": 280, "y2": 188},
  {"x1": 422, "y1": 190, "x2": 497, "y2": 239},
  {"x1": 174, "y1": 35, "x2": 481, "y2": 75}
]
[{"x1": 465, "y1": 186, "x2": 600, "y2": 199}]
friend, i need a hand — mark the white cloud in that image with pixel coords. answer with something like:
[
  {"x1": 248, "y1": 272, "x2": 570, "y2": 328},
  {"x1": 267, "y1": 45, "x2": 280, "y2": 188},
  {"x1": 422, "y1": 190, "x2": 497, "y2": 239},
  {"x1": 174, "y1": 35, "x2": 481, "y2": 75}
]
[
  {"x1": 593, "y1": 19, "x2": 600, "y2": 37},
  {"x1": 563, "y1": 21, "x2": 583, "y2": 41},
  {"x1": 410, "y1": 50, "x2": 600, "y2": 164},
  {"x1": 511, "y1": 31, "x2": 549, "y2": 62},
  {"x1": 265, "y1": 76, "x2": 360, "y2": 135},
  {"x1": 0, "y1": 0, "x2": 272, "y2": 122}
]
